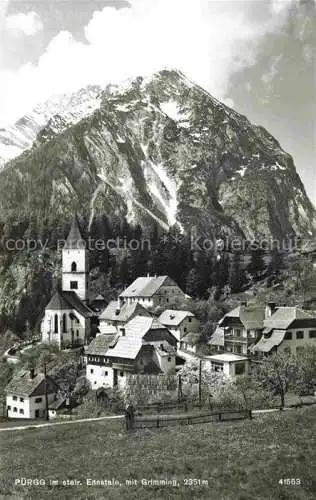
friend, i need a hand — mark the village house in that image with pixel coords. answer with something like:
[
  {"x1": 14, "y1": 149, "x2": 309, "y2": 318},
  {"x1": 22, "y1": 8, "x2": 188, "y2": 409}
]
[
  {"x1": 98, "y1": 300, "x2": 152, "y2": 335},
  {"x1": 5, "y1": 369, "x2": 57, "y2": 419},
  {"x1": 209, "y1": 302, "x2": 269, "y2": 355},
  {"x1": 158, "y1": 309, "x2": 201, "y2": 352},
  {"x1": 119, "y1": 275, "x2": 186, "y2": 309},
  {"x1": 41, "y1": 216, "x2": 95, "y2": 349},
  {"x1": 251, "y1": 306, "x2": 316, "y2": 356},
  {"x1": 86, "y1": 316, "x2": 177, "y2": 389},
  {"x1": 204, "y1": 353, "x2": 249, "y2": 378}
]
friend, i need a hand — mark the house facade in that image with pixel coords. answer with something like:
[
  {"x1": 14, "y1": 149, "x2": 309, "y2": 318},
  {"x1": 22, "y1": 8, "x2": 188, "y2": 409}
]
[
  {"x1": 119, "y1": 275, "x2": 186, "y2": 309},
  {"x1": 86, "y1": 316, "x2": 177, "y2": 390},
  {"x1": 158, "y1": 309, "x2": 200, "y2": 343},
  {"x1": 5, "y1": 370, "x2": 57, "y2": 419}
]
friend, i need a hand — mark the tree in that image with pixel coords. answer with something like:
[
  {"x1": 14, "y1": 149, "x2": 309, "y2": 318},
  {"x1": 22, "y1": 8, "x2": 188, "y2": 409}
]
[
  {"x1": 256, "y1": 352, "x2": 296, "y2": 408},
  {"x1": 293, "y1": 345, "x2": 316, "y2": 397}
]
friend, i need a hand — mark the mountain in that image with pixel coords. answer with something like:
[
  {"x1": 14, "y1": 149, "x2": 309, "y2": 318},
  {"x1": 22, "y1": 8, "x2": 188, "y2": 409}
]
[
  {"x1": 1, "y1": 69, "x2": 315, "y2": 241},
  {"x1": 0, "y1": 85, "x2": 102, "y2": 167},
  {"x1": 0, "y1": 69, "x2": 316, "y2": 329}
]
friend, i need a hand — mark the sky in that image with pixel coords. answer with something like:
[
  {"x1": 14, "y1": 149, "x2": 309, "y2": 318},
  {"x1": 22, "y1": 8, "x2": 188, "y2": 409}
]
[{"x1": 0, "y1": 0, "x2": 315, "y2": 205}]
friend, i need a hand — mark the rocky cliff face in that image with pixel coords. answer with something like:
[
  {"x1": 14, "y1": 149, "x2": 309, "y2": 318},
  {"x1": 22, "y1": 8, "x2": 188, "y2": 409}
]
[{"x1": 0, "y1": 69, "x2": 315, "y2": 242}]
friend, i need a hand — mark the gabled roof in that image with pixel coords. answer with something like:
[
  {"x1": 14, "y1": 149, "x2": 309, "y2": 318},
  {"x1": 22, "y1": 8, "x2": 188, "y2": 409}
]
[
  {"x1": 46, "y1": 291, "x2": 94, "y2": 318},
  {"x1": 46, "y1": 291, "x2": 72, "y2": 311},
  {"x1": 220, "y1": 305, "x2": 266, "y2": 330},
  {"x1": 158, "y1": 309, "x2": 194, "y2": 326},
  {"x1": 99, "y1": 301, "x2": 151, "y2": 322},
  {"x1": 119, "y1": 275, "x2": 178, "y2": 298},
  {"x1": 264, "y1": 307, "x2": 315, "y2": 331},
  {"x1": 5, "y1": 371, "x2": 57, "y2": 397},
  {"x1": 64, "y1": 215, "x2": 84, "y2": 249},
  {"x1": 49, "y1": 398, "x2": 66, "y2": 410},
  {"x1": 105, "y1": 316, "x2": 154, "y2": 359},
  {"x1": 208, "y1": 326, "x2": 225, "y2": 347},
  {"x1": 251, "y1": 329, "x2": 286, "y2": 353},
  {"x1": 86, "y1": 334, "x2": 117, "y2": 355}
]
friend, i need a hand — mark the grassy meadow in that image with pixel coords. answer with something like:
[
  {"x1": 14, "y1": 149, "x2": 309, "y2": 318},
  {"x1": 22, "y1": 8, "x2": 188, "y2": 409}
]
[{"x1": 0, "y1": 407, "x2": 315, "y2": 500}]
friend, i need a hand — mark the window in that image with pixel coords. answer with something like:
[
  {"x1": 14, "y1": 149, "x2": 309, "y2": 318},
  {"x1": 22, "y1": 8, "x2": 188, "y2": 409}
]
[
  {"x1": 35, "y1": 397, "x2": 43, "y2": 403},
  {"x1": 235, "y1": 363, "x2": 245, "y2": 375},
  {"x1": 184, "y1": 327, "x2": 188, "y2": 333},
  {"x1": 188, "y1": 317, "x2": 192, "y2": 323},
  {"x1": 90, "y1": 369, "x2": 94, "y2": 374},
  {"x1": 13, "y1": 407, "x2": 17, "y2": 413},
  {"x1": 285, "y1": 331, "x2": 292, "y2": 340},
  {"x1": 76, "y1": 330, "x2": 79, "y2": 337},
  {"x1": 19, "y1": 409, "x2": 24, "y2": 415},
  {"x1": 70, "y1": 281, "x2": 78, "y2": 290},
  {"x1": 7, "y1": 405, "x2": 11, "y2": 410},
  {"x1": 296, "y1": 331, "x2": 304, "y2": 340},
  {"x1": 168, "y1": 357, "x2": 172, "y2": 362},
  {"x1": 62, "y1": 313, "x2": 67, "y2": 333},
  {"x1": 13, "y1": 395, "x2": 17, "y2": 401},
  {"x1": 20, "y1": 397, "x2": 24, "y2": 402},
  {"x1": 71, "y1": 261, "x2": 77, "y2": 272},
  {"x1": 54, "y1": 314, "x2": 58, "y2": 333},
  {"x1": 120, "y1": 371, "x2": 124, "y2": 377},
  {"x1": 309, "y1": 330, "x2": 316, "y2": 339},
  {"x1": 212, "y1": 362, "x2": 224, "y2": 372},
  {"x1": 235, "y1": 329, "x2": 241, "y2": 337},
  {"x1": 104, "y1": 371, "x2": 108, "y2": 376}
]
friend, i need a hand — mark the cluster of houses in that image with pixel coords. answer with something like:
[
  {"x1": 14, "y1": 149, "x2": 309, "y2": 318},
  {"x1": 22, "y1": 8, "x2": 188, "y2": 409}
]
[{"x1": 4, "y1": 217, "x2": 316, "y2": 418}]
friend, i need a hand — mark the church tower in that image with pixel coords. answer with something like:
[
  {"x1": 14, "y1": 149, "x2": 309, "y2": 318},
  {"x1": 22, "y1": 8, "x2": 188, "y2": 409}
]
[{"x1": 62, "y1": 215, "x2": 89, "y2": 302}]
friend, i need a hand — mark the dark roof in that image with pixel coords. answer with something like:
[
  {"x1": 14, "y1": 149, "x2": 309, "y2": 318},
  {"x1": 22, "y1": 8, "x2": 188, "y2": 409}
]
[
  {"x1": 99, "y1": 301, "x2": 151, "y2": 322},
  {"x1": 46, "y1": 291, "x2": 72, "y2": 311},
  {"x1": 86, "y1": 334, "x2": 117, "y2": 355},
  {"x1": 5, "y1": 371, "x2": 57, "y2": 397},
  {"x1": 119, "y1": 276, "x2": 180, "y2": 298},
  {"x1": 64, "y1": 215, "x2": 84, "y2": 249},
  {"x1": 49, "y1": 398, "x2": 66, "y2": 410},
  {"x1": 142, "y1": 360, "x2": 162, "y2": 374},
  {"x1": 46, "y1": 291, "x2": 94, "y2": 318},
  {"x1": 220, "y1": 305, "x2": 266, "y2": 330}
]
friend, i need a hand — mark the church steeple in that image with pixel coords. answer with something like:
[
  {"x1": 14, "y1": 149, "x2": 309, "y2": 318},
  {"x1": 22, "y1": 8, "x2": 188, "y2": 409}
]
[
  {"x1": 64, "y1": 214, "x2": 84, "y2": 249},
  {"x1": 62, "y1": 214, "x2": 88, "y2": 301}
]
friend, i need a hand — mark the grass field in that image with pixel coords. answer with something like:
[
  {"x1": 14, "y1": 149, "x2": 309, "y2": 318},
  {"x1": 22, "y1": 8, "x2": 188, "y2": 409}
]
[{"x1": 0, "y1": 407, "x2": 315, "y2": 500}]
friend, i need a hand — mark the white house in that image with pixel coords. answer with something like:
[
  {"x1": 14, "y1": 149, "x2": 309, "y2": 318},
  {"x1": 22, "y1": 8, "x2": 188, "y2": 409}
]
[
  {"x1": 158, "y1": 309, "x2": 200, "y2": 350},
  {"x1": 86, "y1": 316, "x2": 177, "y2": 390},
  {"x1": 5, "y1": 370, "x2": 57, "y2": 419},
  {"x1": 204, "y1": 353, "x2": 249, "y2": 378},
  {"x1": 98, "y1": 300, "x2": 151, "y2": 334},
  {"x1": 119, "y1": 275, "x2": 186, "y2": 309}
]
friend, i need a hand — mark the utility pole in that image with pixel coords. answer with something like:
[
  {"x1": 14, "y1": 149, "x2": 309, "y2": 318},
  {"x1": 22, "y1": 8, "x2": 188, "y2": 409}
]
[
  {"x1": 44, "y1": 362, "x2": 49, "y2": 421},
  {"x1": 198, "y1": 359, "x2": 202, "y2": 408}
]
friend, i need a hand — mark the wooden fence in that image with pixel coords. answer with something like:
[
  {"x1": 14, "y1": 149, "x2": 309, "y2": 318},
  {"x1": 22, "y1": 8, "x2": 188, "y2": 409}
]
[{"x1": 125, "y1": 406, "x2": 252, "y2": 430}]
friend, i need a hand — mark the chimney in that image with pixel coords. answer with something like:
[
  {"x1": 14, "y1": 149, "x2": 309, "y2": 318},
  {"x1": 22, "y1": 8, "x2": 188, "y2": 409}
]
[
  {"x1": 120, "y1": 327, "x2": 126, "y2": 337},
  {"x1": 265, "y1": 302, "x2": 276, "y2": 318},
  {"x1": 115, "y1": 298, "x2": 121, "y2": 315},
  {"x1": 240, "y1": 301, "x2": 247, "y2": 307},
  {"x1": 29, "y1": 368, "x2": 35, "y2": 379}
]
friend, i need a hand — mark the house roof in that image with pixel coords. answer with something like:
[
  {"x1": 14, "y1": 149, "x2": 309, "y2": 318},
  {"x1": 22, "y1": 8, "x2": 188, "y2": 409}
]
[
  {"x1": 99, "y1": 300, "x2": 151, "y2": 322},
  {"x1": 263, "y1": 307, "x2": 314, "y2": 331},
  {"x1": 251, "y1": 329, "x2": 286, "y2": 353},
  {"x1": 97, "y1": 324, "x2": 118, "y2": 336},
  {"x1": 106, "y1": 316, "x2": 154, "y2": 359},
  {"x1": 208, "y1": 326, "x2": 225, "y2": 347},
  {"x1": 49, "y1": 398, "x2": 66, "y2": 410},
  {"x1": 86, "y1": 334, "x2": 117, "y2": 355},
  {"x1": 206, "y1": 353, "x2": 248, "y2": 363},
  {"x1": 158, "y1": 309, "x2": 194, "y2": 326},
  {"x1": 46, "y1": 291, "x2": 94, "y2": 318},
  {"x1": 5, "y1": 371, "x2": 57, "y2": 397},
  {"x1": 64, "y1": 215, "x2": 84, "y2": 249},
  {"x1": 220, "y1": 305, "x2": 266, "y2": 330},
  {"x1": 181, "y1": 332, "x2": 201, "y2": 344},
  {"x1": 119, "y1": 275, "x2": 176, "y2": 298}
]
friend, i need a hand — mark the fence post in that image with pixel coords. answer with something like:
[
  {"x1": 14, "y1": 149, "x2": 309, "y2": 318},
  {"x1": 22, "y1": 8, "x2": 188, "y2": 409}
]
[
  {"x1": 157, "y1": 416, "x2": 160, "y2": 428},
  {"x1": 248, "y1": 409, "x2": 253, "y2": 420},
  {"x1": 218, "y1": 412, "x2": 222, "y2": 421}
]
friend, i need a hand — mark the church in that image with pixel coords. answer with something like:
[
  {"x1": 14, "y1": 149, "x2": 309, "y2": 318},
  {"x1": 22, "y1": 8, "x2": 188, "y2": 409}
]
[{"x1": 41, "y1": 216, "x2": 95, "y2": 349}]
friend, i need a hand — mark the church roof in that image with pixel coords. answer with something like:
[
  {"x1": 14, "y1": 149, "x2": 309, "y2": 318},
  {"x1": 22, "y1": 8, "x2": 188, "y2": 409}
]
[
  {"x1": 64, "y1": 215, "x2": 84, "y2": 249},
  {"x1": 46, "y1": 291, "x2": 95, "y2": 318}
]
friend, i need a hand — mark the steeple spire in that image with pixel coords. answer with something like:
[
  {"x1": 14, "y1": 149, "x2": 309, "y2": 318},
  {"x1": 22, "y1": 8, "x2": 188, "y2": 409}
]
[{"x1": 64, "y1": 214, "x2": 84, "y2": 249}]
